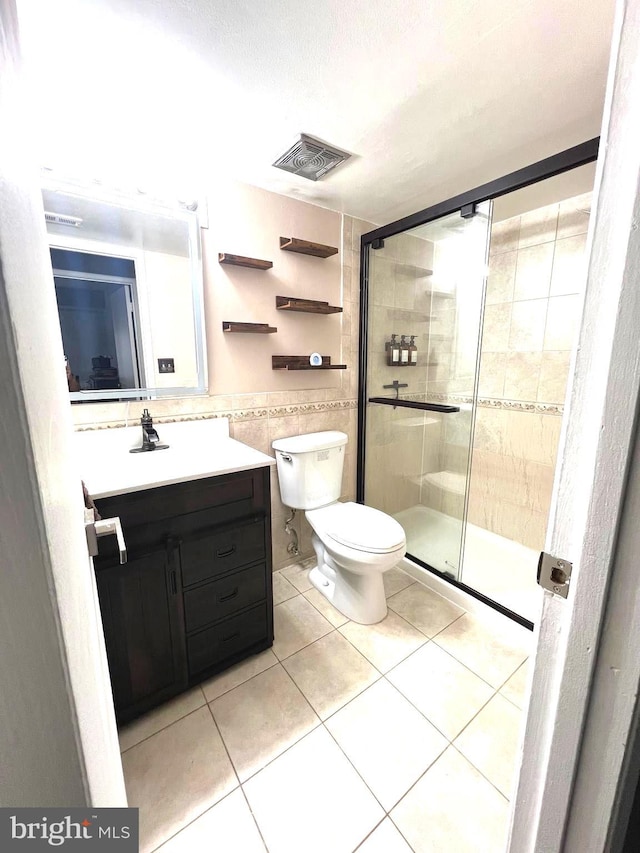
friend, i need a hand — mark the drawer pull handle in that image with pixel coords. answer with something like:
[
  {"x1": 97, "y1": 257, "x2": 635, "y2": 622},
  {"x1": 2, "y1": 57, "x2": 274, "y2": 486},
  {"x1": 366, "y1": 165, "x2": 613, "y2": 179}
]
[
  {"x1": 220, "y1": 587, "x2": 239, "y2": 603},
  {"x1": 216, "y1": 545, "x2": 237, "y2": 559},
  {"x1": 221, "y1": 632, "x2": 240, "y2": 643}
]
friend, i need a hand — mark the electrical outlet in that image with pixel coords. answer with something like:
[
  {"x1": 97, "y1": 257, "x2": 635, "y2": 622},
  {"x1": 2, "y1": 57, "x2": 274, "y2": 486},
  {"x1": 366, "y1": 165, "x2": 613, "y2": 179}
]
[{"x1": 158, "y1": 358, "x2": 175, "y2": 374}]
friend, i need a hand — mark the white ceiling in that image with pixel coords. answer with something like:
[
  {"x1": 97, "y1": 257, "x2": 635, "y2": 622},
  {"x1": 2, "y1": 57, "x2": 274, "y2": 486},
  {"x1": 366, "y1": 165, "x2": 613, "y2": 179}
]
[{"x1": 18, "y1": 0, "x2": 615, "y2": 227}]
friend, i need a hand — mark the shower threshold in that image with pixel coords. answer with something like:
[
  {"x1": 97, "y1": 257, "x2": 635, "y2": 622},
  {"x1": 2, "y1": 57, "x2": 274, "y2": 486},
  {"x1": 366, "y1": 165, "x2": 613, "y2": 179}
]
[{"x1": 394, "y1": 504, "x2": 542, "y2": 626}]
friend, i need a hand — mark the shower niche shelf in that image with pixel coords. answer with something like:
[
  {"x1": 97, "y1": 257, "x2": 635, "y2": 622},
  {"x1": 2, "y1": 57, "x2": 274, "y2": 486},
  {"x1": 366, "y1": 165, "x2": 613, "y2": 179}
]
[
  {"x1": 222, "y1": 322, "x2": 277, "y2": 334},
  {"x1": 395, "y1": 263, "x2": 433, "y2": 277},
  {"x1": 279, "y1": 237, "x2": 338, "y2": 258},
  {"x1": 218, "y1": 253, "x2": 273, "y2": 270},
  {"x1": 276, "y1": 296, "x2": 343, "y2": 315},
  {"x1": 272, "y1": 355, "x2": 347, "y2": 371}
]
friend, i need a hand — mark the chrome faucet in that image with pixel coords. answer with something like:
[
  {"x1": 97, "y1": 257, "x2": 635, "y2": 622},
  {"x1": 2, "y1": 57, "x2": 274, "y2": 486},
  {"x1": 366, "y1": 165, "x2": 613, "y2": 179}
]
[{"x1": 130, "y1": 409, "x2": 169, "y2": 453}]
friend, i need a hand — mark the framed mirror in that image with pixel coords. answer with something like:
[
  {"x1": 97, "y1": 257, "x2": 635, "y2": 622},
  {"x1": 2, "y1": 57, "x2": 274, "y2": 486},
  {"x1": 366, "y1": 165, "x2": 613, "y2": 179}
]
[{"x1": 42, "y1": 175, "x2": 207, "y2": 402}]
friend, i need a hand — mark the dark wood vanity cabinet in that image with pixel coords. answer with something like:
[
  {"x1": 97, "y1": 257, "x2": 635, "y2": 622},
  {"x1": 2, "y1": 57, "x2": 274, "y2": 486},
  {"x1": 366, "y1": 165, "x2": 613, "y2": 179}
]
[{"x1": 93, "y1": 466, "x2": 273, "y2": 724}]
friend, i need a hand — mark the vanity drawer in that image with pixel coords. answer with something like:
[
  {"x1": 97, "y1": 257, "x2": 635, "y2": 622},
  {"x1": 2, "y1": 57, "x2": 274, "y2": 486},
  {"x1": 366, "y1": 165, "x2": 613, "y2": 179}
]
[
  {"x1": 187, "y1": 603, "x2": 269, "y2": 676},
  {"x1": 184, "y1": 564, "x2": 267, "y2": 632},
  {"x1": 180, "y1": 518, "x2": 266, "y2": 587}
]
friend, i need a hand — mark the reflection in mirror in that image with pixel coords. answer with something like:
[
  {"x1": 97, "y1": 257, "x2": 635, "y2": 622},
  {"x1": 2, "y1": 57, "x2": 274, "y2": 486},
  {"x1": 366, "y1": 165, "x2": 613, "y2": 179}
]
[{"x1": 42, "y1": 177, "x2": 207, "y2": 402}]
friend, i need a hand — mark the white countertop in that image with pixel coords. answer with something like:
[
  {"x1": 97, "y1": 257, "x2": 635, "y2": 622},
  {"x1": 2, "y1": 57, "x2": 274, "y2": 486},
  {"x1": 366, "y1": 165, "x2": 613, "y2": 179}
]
[{"x1": 76, "y1": 417, "x2": 275, "y2": 499}]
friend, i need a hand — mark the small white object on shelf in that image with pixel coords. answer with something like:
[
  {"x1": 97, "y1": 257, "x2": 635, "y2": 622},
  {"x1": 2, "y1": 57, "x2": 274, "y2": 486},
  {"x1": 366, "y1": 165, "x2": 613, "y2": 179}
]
[{"x1": 309, "y1": 352, "x2": 322, "y2": 366}]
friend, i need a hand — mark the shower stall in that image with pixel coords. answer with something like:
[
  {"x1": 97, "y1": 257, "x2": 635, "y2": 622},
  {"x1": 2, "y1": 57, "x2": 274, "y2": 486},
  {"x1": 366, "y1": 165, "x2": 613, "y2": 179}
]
[{"x1": 357, "y1": 142, "x2": 598, "y2": 627}]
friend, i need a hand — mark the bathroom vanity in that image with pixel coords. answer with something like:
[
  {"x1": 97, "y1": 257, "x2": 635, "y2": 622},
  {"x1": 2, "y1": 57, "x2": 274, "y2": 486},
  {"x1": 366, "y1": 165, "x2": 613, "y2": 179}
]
[{"x1": 78, "y1": 419, "x2": 274, "y2": 724}]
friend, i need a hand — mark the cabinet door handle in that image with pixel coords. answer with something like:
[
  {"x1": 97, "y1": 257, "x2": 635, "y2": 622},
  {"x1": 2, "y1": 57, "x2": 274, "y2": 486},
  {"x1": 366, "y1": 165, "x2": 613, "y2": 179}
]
[
  {"x1": 221, "y1": 632, "x2": 240, "y2": 643},
  {"x1": 219, "y1": 587, "x2": 239, "y2": 603},
  {"x1": 169, "y1": 569, "x2": 177, "y2": 595},
  {"x1": 216, "y1": 544, "x2": 236, "y2": 559}
]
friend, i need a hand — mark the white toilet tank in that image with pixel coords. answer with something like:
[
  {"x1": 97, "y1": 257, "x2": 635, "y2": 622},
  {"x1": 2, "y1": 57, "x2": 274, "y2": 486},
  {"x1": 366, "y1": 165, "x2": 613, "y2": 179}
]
[{"x1": 272, "y1": 431, "x2": 348, "y2": 510}]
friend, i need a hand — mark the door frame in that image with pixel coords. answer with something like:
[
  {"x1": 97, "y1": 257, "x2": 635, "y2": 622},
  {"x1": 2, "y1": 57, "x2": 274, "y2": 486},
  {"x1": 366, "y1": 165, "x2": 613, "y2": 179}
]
[{"x1": 510, "y1": 1, "x2": 640, "y2": 848}]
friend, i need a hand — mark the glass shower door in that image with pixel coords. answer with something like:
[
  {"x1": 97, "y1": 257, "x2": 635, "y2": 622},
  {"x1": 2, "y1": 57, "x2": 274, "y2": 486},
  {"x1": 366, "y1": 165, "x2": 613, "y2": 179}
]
[{"x1": 363, "y1": 202, "x2": 492, "y2": 579}]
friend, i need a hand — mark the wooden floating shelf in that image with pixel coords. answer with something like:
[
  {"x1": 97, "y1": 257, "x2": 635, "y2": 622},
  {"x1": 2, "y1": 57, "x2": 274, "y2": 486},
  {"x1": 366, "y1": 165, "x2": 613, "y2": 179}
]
[
  {"x1": 276, "y1": 296, "x2": 343, "y2": 315},
  {"x1": 279, "y1": 237, "x2": 339, "y2": 258},
  {"x1": 222, "y1": 322, "x2": 277, "y2": 334},
  {"x1": 218, "y1": 253, "x2": 273, "y2": 270},
  {"x1": 272, "y1": 356, "x2": 347, "y2": 371}
]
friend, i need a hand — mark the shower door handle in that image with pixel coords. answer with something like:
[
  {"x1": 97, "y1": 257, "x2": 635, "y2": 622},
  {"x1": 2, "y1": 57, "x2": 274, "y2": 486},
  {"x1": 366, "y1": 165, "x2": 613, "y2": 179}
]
[{"x1": 368, "y1": 397, "x2": 460, "y2": 413}]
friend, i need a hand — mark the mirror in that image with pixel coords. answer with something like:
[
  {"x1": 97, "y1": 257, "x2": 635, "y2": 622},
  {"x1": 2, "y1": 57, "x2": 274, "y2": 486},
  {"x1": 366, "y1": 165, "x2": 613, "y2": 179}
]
[{"x1": 42, "y1": 176, "x2": 207, "y2": 402}]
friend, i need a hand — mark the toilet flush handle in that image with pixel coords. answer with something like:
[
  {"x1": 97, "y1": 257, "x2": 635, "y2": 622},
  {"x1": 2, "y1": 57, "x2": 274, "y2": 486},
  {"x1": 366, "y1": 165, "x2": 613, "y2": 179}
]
[{"x1": 279, "y1": 453, "x2": 293, "y2": 462}]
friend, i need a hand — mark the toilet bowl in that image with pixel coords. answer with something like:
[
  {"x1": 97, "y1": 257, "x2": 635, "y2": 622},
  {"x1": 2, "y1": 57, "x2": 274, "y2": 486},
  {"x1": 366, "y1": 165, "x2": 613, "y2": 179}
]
[{"x1": 272, "y1": 431, "x2": 406, "y2": 624}]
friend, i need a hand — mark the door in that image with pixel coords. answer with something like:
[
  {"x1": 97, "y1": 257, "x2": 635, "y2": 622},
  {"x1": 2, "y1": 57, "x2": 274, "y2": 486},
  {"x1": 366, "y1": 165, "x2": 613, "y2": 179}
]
[
  {"x1": 363, "y1": 202, "x2": 492, "y2": 581},
  {"x1": 508, "y1": 2, "x2": 640, "y2": 848},
  {"x1": 0, "y1": 0, "x2": 126, "y2": 806},
  {"x1": 95, "y1": 543, "x2": 187, "y2": 723}
]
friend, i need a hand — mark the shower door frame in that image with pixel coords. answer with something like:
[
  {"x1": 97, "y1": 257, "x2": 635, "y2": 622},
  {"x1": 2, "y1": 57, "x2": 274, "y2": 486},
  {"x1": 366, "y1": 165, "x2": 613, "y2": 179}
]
[{"x1": 357, "y1": 138, "x2": 600, "y2": 628}]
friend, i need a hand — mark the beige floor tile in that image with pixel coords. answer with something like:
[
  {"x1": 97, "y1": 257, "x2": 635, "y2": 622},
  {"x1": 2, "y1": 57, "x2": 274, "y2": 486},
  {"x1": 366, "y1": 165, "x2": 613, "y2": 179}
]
[
  {"x1": 243, "y1": 727, "x2": 384, "y2": 853},
  {"x1": 387, "y1": 642, "x2": 494, "y2": 740},
  {"x1": 339, "y1": 609, "x2": 427, "y2": 673},
  {"x1": 119, "y1": 687, "x2": 206, "y2": 753},
  {"x1": 280, "y1": 562, "x2": 314, "y2": 592},
  {"x1": 387, "y1": 583, "x2": 464, "y2": 637},
  {"x1": 272, "y1": 571, "x2": 299, "y2": 605},
  {"x1": 303, "y1": 586, "x2": 350, "y2": 627},
  {"x1": 282, "y1": 631, "x2": 379, "y2": 720},
  {"x1": 433, "y1": 612, "x2": 529, "y2": 688},
  {"x1": 155, "y1": 788, "x2": 265, "y2": 852},
  {"x1": 454, "y1": 693, "x2": 524, "y2": 797},
  {"x1": 383, "y1": 567, "x2": 415, "y2": 598},
  {"x1": 122, "y1": 706, "x2": 237, "y2": 853},
  {"x1": 326, "y1": 679, "x2": 447, "y2": 811},
  {"x1": 272, "y1": 595, "x2": 334, "y2": 660},
  {"x1": 500, "y1": 661, "x2": 529, "y2": 709},
  {"x1": 210, "y1": 664, "x2": 319, "y2": 782},
  {"x1": 200, "y1": 648, "x2": 278, "y2": 703},
  {"x1": 390, "y1": 746, "x2": 510, "y2": 853},
  {"x1": 356, "y1": 819, "x2": 413, "y2": 852}
]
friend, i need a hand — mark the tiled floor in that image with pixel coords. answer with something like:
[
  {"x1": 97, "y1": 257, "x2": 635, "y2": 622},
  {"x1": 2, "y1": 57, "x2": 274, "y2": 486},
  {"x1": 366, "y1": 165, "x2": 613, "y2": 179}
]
[{"x1": 120, "y1": 562, "x2": 532, "y2": 853}]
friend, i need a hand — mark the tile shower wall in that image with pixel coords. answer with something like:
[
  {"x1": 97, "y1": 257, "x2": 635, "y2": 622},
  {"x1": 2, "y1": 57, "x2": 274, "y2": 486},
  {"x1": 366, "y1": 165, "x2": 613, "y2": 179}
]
[
  {"x1": 70, "y1": 181, "x2": 373, "y2": 569},
  {"x1": 364, "y1": 232, "x2": 437, "y2": 516},
  {"x1": 468, "y1": 192, "x2": 591, "y2": 549}
]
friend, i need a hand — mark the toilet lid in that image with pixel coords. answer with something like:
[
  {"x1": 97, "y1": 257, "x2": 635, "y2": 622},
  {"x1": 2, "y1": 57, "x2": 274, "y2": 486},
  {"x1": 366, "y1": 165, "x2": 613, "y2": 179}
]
[{"x1": 307, "y1": 502, "x2": 406, "y2": 554}]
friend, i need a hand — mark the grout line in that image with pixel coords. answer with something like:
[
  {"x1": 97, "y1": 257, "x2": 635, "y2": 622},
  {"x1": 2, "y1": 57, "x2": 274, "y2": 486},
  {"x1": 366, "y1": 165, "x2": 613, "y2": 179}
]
[
  {"x1": 203, "y1": 655, "x2": 280, "y2": 704},
  {"x1": 449, "y1": 742, "x2": 512, "y2": 803},
  {"x1": 119, "y1": 695, "x2": 208, "y2": 755},
  {"x1": 238, "y1": 787, "x2": 271, "y2": 853},
  {"x1": 351, "y1": 816, "x2": 389, "y2": 852},
  {"x1": 147, "y1": 708, "x2": 242, "y2": 852},
  {"x1": 148, "y1": 787, "x2": 241, "y2": 853}
]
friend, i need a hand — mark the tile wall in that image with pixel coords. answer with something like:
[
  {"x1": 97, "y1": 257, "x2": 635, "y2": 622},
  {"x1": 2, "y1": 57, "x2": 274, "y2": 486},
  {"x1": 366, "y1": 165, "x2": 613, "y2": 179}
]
[
  {"x1": 71, "y1": 182, "x2": 373, "y2": 570},
  {"x1": 468, "y1": 192, "x2": 592, "y2": 548}
]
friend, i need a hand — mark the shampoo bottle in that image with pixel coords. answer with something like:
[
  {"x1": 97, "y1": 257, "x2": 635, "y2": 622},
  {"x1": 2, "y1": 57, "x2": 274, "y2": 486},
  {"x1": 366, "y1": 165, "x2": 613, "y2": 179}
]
[
  {"x1": 400, "y1": 335, "x2": 410, "y2": 365},
  {"x1": 390, "y1": 334, "x2": 400, "y2": 366},
  {"x1": 409, "y1": 335, "x2": 418, "y2": 366}
]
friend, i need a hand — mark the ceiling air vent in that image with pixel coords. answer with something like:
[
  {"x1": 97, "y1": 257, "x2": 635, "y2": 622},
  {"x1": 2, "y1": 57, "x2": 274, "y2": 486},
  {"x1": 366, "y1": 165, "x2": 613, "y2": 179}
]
[
  {"x1": 273, "y1": 133, "x2": 351, "y2": 181},
  {"x1": 44, "y1": 212, "x2": 83, "y2": 228}
]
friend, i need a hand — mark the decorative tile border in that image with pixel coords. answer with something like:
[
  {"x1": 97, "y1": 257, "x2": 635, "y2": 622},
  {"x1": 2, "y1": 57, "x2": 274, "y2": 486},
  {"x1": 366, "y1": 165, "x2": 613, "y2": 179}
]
[
  {"x1": 75, "y1": 398, "x2": 358, "y2": 430},
  {"x1": 398, "y1": 391, "x2": 565, "y2": 416}
]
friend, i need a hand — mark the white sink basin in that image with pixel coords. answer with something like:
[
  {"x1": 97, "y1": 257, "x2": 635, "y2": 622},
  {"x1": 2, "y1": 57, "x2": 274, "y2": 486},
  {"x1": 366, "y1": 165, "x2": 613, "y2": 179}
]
[{"x1": 76, "y1": 417, "x2": 275, "y2": 499}]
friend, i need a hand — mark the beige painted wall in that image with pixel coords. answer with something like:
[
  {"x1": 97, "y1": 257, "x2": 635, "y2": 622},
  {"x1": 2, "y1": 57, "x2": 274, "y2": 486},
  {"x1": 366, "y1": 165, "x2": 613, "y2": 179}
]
[
  {"x1": 71, "y1": 181, "x2": 373, "y2": 569},
  {"x1": 468, "y1": 192, "x2": 592, "y2": 548}
]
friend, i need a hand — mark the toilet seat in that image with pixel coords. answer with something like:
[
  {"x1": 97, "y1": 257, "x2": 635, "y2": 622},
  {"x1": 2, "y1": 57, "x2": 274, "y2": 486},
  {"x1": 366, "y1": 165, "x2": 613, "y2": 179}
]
[{"x1": 306, "y1": 501, "x2": 406, "y2": 554}]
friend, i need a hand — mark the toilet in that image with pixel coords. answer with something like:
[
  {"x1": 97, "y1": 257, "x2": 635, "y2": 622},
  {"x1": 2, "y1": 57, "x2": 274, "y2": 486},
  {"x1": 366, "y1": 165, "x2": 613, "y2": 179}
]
[{"x1": 272, "y1": 430, "x2": 406, "y2": 624}]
